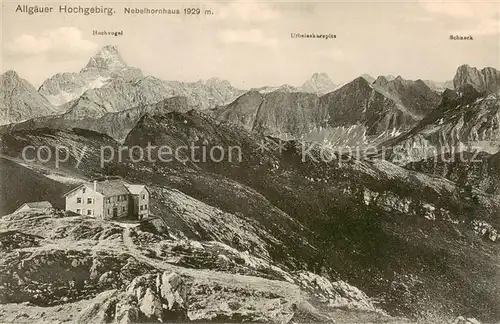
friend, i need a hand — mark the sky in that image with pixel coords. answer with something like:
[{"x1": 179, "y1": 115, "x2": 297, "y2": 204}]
[{"x1": 1, "y1": 0, "x2": 499, "y2": 88}]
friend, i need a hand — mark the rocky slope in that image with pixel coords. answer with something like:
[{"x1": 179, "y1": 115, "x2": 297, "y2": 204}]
[
  {"x1": 0, "y1": 96, "x2": 191, "y2": 142},
  {"x1": 404, "y1": 151, "x2": 500, "y2": 195},
  {"x1": 0, "y1": 71, "x2": 58, "y2": 125},
  {"x1": 372, "y1": 75, "x2": 441, "y2": 117},
  {"x1": 2, "y1": 112, "x2": 499, "y2": 322},
  {"x1": 381, "y1": 85, "x2": 500, "y2": 164},
  {"x1": 211, "y1": 90, "x2": 321, "y2": 137}
]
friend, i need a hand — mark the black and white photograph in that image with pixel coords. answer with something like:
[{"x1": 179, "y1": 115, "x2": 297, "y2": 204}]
[{"x1": 1, "y1": 0, "x2": 499, "y2": 323}]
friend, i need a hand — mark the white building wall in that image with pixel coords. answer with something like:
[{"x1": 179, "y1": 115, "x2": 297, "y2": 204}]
[{"x1": 65, "y1": 185, "x2": 104, "y2": 218}]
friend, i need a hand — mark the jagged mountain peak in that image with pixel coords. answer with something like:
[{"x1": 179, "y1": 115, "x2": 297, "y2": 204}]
[
  {"x1": 39, "y1": 45, "x2": 145, "y2": 106},
  {"x1": 370, "y1": 74, "x2": 441, "y2": 117},
  {"x1": 1, "y1": 70, "x2": 25, "y2": 88},
  {"x1": 482, "y1": 66, "x2": 499, "y2": 73},
  {"x1": 453, "y1": 64, "x2": 500, "y2": 93},
  {"x1": 374, "y1": 75, "x2": 407, "y2": 85},
  {"x1": 310, "y1": 72, "x2": 331, "y2": 81},
  {"x1": 374, "y1": 75, "x2": 390, "y2": 86},
  {"x1": 349, "y1": 76, "x2": 373, "y2": 88},
  {"x1": 456, "y1": 64, "x2": 474, "y2": 71},
  {"x1": 300, "y1": 72, "x2": 336, "y2": 95},
  {"x1": 100, "y1": 44, "x2": 120, "y2": 54},
  {"x1": 361, "y1": 74, "x2": 375, "y2": 83},
  {"x1": 205, "y1": 77, "x2": 232, "y2": 87},
  {"x1": 2, "y1": 70, "x2": 21, "y2": 79},
  {"x1": 80, "y1": 44, "x2": 127, "y2": 73},
  {"x1": 455, "y1": 64, "x2": 480, "y2": 79},
  {"x1": 392, "y1": 76, "x2": 411, "y2": 88},
  {"x1": 1, "y1": 70, "x2": 33, "y2": 89}
]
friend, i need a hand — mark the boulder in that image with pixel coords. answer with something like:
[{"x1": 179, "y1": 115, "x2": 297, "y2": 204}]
[
  {"x1": 160, "y1": 271, "x2": 187, "y2": 310},
  {"x1": 139, "y1": 287, "x2": 162, "y2": 320}
]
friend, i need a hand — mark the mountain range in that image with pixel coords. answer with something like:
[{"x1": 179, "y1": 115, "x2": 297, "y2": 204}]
[
  {"x1": 211, "y1": 75, "x2": 442, "y2": 145},
  {"x1": 0, "y1": 46, "x2": 344, "y2": 125}
]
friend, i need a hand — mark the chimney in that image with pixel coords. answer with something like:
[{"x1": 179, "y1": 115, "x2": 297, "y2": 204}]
[{"x1": 94, "y1": 180, "x2": 97, "y2": 191}]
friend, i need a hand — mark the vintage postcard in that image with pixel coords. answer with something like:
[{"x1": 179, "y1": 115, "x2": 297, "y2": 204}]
[{"x1": 1, "y1": 0, "x2": 499, "y2": 323}]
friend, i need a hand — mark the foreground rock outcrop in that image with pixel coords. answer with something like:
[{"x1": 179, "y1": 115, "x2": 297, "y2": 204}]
[{"x1": 0, "y1": 211, "x2": 391, "y2": 323}]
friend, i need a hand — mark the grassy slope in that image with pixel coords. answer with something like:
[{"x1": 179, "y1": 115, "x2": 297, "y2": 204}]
[{"x1": 0, "y1": 158, "x2": 71, "y2": 214}]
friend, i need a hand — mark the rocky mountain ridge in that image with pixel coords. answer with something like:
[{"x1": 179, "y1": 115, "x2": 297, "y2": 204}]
[
  {"x1": 0, "y1": 96, "x2": 192, "y2": 142},
  {"x1": 213, "y1": 75, "x2": 441, "y2": 144},
  {"x1": 372, "y1": 75, "x2": 442, "y2": 117},
  {"x1": 300, "y1": 72, "x2": 337, "y2": 95},
  {"x1": 422, "y1": 79, "x2": 454, "y2": 93},
  {"x1": 37, "y1": 45, "x2": 244, "y2": 117},
  {"x1": 453, "y1": 64, "x2": 500, "y2": 93},
  {"x1": 0, "y1": 71, "x2": 58, "y2": 126}
]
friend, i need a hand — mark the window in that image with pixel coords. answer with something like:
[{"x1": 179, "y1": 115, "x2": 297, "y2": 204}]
[
  {"x1": 142, "y1": 194, "x2": 145, "y2": 199},
  {"x1": 123, "y1": 195, "x2": 127, "y2": 201},
  {"x1": 87, "y1": 209, "x2": 92, "y2": 215},
  {"x1": 140, "y1": 205, "x2": 143, "y2": 211},
  {"x1": 122, "y1": 206, "x2": 125, "y2": 212},
  {"x1": 107, "y1": 198, "x2": 110, "y2": 203},
  {"x1": 87, "y1": 198, "x2": 93, "y2": 204},
  {"x1": 144, "y1": 204, "x2": 148, "y2": 210},
  {"x1": 76, "y1": 209, "x2": 81, "y2": 214},
  {"x1": 77, "y1": 197, "x2": 82, "y2": 203},
  {"x1": 82, "y1": 188, "x2": 86, "y2": 194},
  {"x1": 107, "y1": 209, "x2": 110, "y2": 215}
]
